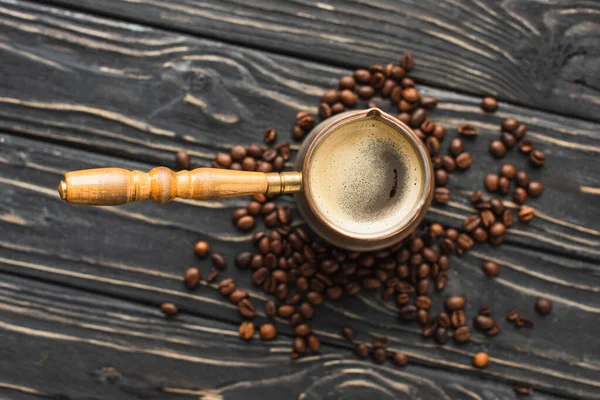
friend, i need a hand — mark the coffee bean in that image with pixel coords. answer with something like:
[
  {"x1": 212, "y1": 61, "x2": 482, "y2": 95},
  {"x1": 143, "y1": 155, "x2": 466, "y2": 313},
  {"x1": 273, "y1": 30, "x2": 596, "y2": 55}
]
[
  {"x1": 440, "y1": 238, "x2": 455, "y2": 255},
  {"x1": 399, "y1": 305, "x2": 417, "y2": 321},
  {"x1": 485, "y1": 174, "x2": 499, "y2": 191},
  {"x1": 426, "y1": 137, "x2": 440, "y2": 155},
  {"x1": 239, "y1": 321, "x2": 255, "y2": 340},
  {"x1": 458, "y1": 124, "x2": 478, "y2": 137},
  {"x1": 371, "y1": 347, "x2": 387, "y2": 363},
  {"x1": 291, "y1": 337, "x2": 307, "y2": 354},
  {"x1": 238, "y1": 298, "x2": 256, "y2": 318},
  {"x1": 211, "y1": 253, "x2": 227, "y2": 270},
  {"x1": 218, "y1": 278, "x2": 236, "y2": 295},
  {"x1": 175, "y1": 150, "x2": 191, "y2": 169},
  {"x1": 194, "y1": 241, "x2": 211, "y2": 257},
  {"x1": 519, "y1": 206, "x2": 535, "y2": 222},
  {"x1": 399, "y1": 53, "x2": 414, "y2": 70},
  {"x1": 513, "y1": 187, "x2": 527, "y2": 205},
  {"x1": 445, "y1": 296, "x2": 465, "y2": 310},
  {"x1": 471, "y1": 190, "x2": 483, "y2": 204},
  {"x1": 237, "y1": 215, "x2": 256, "y2": 231},
  {"x1": 449, "y1": 138, "x2": 464, "y2": 156},
  {"x1": 472, "y1": 227, "x2": 488, "y2": 242},
  {"x1": 480, "y1": 210, "x2": 495, "y2": 228},
  {"x1": 490, "y1": 198, "x2": 505, "y2": 216},
  {"x1": 340, "y1": 89, "x2": 357, "y2": 107},
  {"x1": 246, "y1": 144, "x2": 263, "y2": 159},
  {"x1": 415, "y1": 295, "x2": 432, "y2": 310},
  {"x1": 454, "y1": 326, "x2": 471, "y2": 343},
  {"x1": 457, "y1": 234, "x2": 474, "y2": 251},
  {"x1": 473, "y1": 352, "x2": 489, "y2": 368},
  {"x1": 357, "y1": 85, "x2": 375, "y2": 99},
  {"x1": 391, "y1": 351, "x2": 408, "y2": 367},
  {"x1": 436, "y1": 312, "x2": 450, "y2": 328},
  {"x1": 515, "y1": 171, "x2": 529, "y2": 188},
  {"x1": 389, "y1": 65, "x2": 405, "y2": 81},
  {"x1": 421, "y1": 321, "x2": 437, "y2": 337},
  {"x1": 514, "y1": 124, "x2": 528, "y2": 140},
  {"x1": 513, "y1": 384, "x2": 533, "y2": 396},
  {"x1": 440, "y1": 155, "x2": 455, "y2": 173},
  {"x1": 326, "y1": 286, "x2": 343, "y2": 300},
  {"x1": 183, "y1": 266, "x2": 201, "y2": 289},
  {"x1": 230, "y1": 145, "x2": 247, "y2": 161},
  {"x1": 502, "y1": 118, "x2": 518, "y2": 132},
  {"x1": 305, "y1": 335, "x2": 320, "y2": 352},
  {"x1": 264, "y1": 128, "x2": 277, "y2": 144},
  {"x1": 368, "y1": 71, "x2": 385, "y2": 89},
  {"x1": 318, "y1": 103, "x2": 332, "y2": 120},
  {"x1": 482, "y1": 261, "x2": 500, "y2": 277},
  {"x1": 295, "y1": 323, "x2": 311, "y2": 337},
  {"x1": 446, "y1": 228, "x2": 459, "y2": 241},
  {"x1": 353, "y1": 69, "x2": 371, "y2": 83},
  {"x1": 216, "y1": 152, "x2": 232, "y2": 168},
  {"x1": 501, "y1": 132, "x2": 517, "y2": 148},
  {"x1": 291, "y1": 124, "x2": 305, "y2": 140},
  {"x1": 474, "y1": 200, "x2": 492, "y2": 211},
  {"x1": 500, "y1": 164, "x2": 517, "y2": 180},
  {"x1": 342, "y1": 327, "x2": 355, "y2": 342},
  {"x1": 515, "y1": 316, "x2": 534, "y2": 328},
  {"x1": 257, "y1": 161, "x2": 273, "y2": 173},
  {"x1": 464, "y1": 215, "x2": 481, "y2": 232},
  {"x1": 401, "y1": 77, "x2": 415, "y2": 88},
  {"x1": 481, "y1": 96, "x2": 498, "y2": 112},
  {"x1": 485, "y1": 323, "x2": 502, "y2": 337},
  {"x1": 530, "y1": 149, "x2": 545, "y2": 167},
  {"x1": 451, "y1": 310, "x2": 466, "y2": 327},
  {"x1": 434, "y1": 274, "x2": 447, "y2": 291},
  {"x1": 372, "y1": 336, "x2": 390, "y2": 348},
  {"x1": 535, "y1": 298, "x2": 552, "y2": 314},
  {"x1": 456, "y1": 152, "x2": 472, "y2": 169},
  {"x1": 489, "y1": 140, "x2": 507, "y2": 157},
  {"x1": 160, "y1": 303, "x2": 178, "y2": 316},
  {"x1": 232, "y1": 208, "x2": 249, "y2": 224},
  {"x1": 321, "y1": 89, "x2": 339, "y2": 105},
  {"x1": 242, "y1": 156, "x2": 257, "y2": 171},
  {"x1": 206, "y1": 268, "x2": 219, "y2": 283},
  {"x1": 259, "y1": 324, "x2": 277, "y2": 340},
  {"x1": 417, "y1": 309, "x2": 429, "y2": 325},
  {"x1": 297, "y1": 302, "x2": 313, "y2": 320},
  {"x1": 498, "y1": 176, "x2": 511, "y2": 194},
  {"x1": 474, "y1": 315, "x2": 495, "y2": 331},
  {"x1": 339, "y1": 75, "x2": 355, "y2": 90},
  {"x1": 411, "y1": 108, "x2": 427, "y2": 127},
  {"x1": 331, "y1": 102, "x2": 346, "y2": 115},
  {"x1": 519, "y1": 139, "x2": 534, "y2": 154},
  {"x1": 506, "y1": 309, "x2": 519, "y2": 321},
  {"x1": 252, "y1": 267, "x2": 269, "y2": 286},
  {"x1": 397, "y1": 112, "x2": 411, "y2": 125},
  {"x1": 355, "y1": 343, "x2": 369, "y2": 358},
  {"x1": 500, "y1": 209, "x2": 514, "y2": 227},
  {"x1": 296, "y1": 111, "x2": 315, "y2": 130},
  {"x1": 489, "y1": 222, "x2": 506, "y2": 237},
  {"x1": 527, "y1": 181, "x2": 543, "y2": 197},
  {"x1": 435, "y1": 327, "x2": 450, "y2": 344},
  {"x1": 402, "y1": 87, "x2": 419, "y2": 103}
]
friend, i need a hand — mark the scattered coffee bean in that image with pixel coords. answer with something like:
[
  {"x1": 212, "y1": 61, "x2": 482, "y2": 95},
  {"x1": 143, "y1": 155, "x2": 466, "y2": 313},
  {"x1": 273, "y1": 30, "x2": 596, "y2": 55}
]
[
  {"x1": 500, "y1": 164, "x2": 516, "y2": 179},
  {"x1": 454, "y1": 326, "x2": 471, "y2": 343},
  {"x1": 474, "y1": 315, "x2": 495, "y2": 330},
  {"x1": 434, "y1": 187, "x2": 450, "y2": 204},
  {"x1": 194, "y1": 241, "x2": 211, "y2": 257},
  {"x1": 296, "y1": 111, "x2": 315, "y2": 130},
  {"x1": 339, "y1": 75, "x2": 355, "y2": 90},
  {"x1": 353, "y1": 69, "x2": 371, "y2": 83},
  {"x1": 445, "y1": 296, "x2": 466, "y2": 310},
  {"x1": 514, "y1": 124, "x2": 528, "y2": 140},
  {"x1": 530, "y1": 149, "x2": 545, "y2": 167},
  {"x1": 340, "y1": 89, "x2": 357, "y2": 107},
  {"x1": 218, "y1": 278, "x2": 236, "y2": 295},
  {"x1": 456, "y1": 153, "x2": 472, "y2": 169},
  {"x1": 259, "y1": 324, "x2": 277, "y2": 340},
  {"x1": 160, "y1": 303, "x2": 178, "y2": 316},
  {"x1": 513, "y1": 384, "x2": 533, "y2": 396},
  {"x1": 238, "y1": 298, "x2": 256, "y2": 318},
  {"x1": 449, "y1": 138, "x2": 464, "y2": 156},
  {"x1": 212, "y1": 253, "x2": 226, "y2": 269},
  {"x1": 239, "y1": 321, "x2": 255, "y2": 340},
  {"x1": 293, "y1": 337, "x2": 307, "y2": 354},
  {"x1": 482, "y1": 261, "x2": 500, "y2": 277},
  {"x1": 459, "y1": 124, "x2": 478, "y2": 137},
  {"x1": 357, "y1": 85, "x2": 375, "y2": 99},
  {"x1": 498, "y1": 177, "x2": 511, "y2": 194},
  {"x1": 451, "y1": 310, "x2": 466, "y2": 327},
  {"x1": 473, "y1": 352, "x2": 489, "y2": 368},
  {"x1": 342, "y1": 327, "x2": 355, "y2": 342},
  {"x1": 481, "y1": 96, "x2": 498, "y2": 112},
  {"x1": 237, "y1": 215, "x2": 256, "y2": 231},
  {"x1": 535, "y1": 298, "x2": 552, "y2": 314},
  {"x1": 206, "y1": 268, "x2": 219, "y2": 283},
  {"x1": 519, "y1": 139, "x2": 534, "y2": 154},
  {"x1": 527, "y1": 181, "x2": 544, "y2": 197},
  {"x1": 435, "y1": 327, "x2": 450, "y2": 344},
  {"x1": 183, "y1": 266, "x2": 201, "y2": 289},
  {"x1": 372, "y1": 347, "x2": 387, "y2": 363},
  {"x1": 485, "y1": 174, "x2": 499, "y2": 192},
  {"x1": 355, "y1": 343, "x2": 369, "y2": 358},
  {"x1": 307, "y1": 335, "x2": 321, "y2": 352},
  {"x1": 175, "y1": 150, "x2": 191, "y2": 169},
  {"x1": 264, "y1": 128, "x2": 277, "y2": 144},
  {"x1": 486, "y1": 324, "x2": 502, "y2": 337},
  {"x1": 515, "y1": 171, "x2": 530, "y2": 188},
  {"x1": 513, "y1": 187, "x2": 527, "y2": 205},
  {"x1": 392, "y1": 351, "x2": 409, "y2": 367},
  {"x1": 464, "y1": 215, "x2": 481, "y2": 232},
  {"x1": 518, "y1": 206, "x2": 535, "y2": 222},
  {"x1": 502, "y1": 118, "x2": 518, "y2": 132},
  {"x1": 489, "y1": 140, "x2": 507, "y2": 157},
  {"x1": 501, "y1": 132, "x2": 516, "y2": 148}
]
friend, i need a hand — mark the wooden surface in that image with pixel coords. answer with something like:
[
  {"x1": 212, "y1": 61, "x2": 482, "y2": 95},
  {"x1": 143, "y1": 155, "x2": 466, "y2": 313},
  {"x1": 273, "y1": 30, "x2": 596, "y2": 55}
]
[{"x1": 0, "y1": 0, "x2": 599, "y2": 399}]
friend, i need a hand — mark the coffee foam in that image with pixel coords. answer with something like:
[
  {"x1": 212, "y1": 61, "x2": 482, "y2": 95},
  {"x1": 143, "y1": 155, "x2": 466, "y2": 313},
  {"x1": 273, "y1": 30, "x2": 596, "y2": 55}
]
[{"x1": 308, "y1": 118, "x2": 422, "y2": 236}]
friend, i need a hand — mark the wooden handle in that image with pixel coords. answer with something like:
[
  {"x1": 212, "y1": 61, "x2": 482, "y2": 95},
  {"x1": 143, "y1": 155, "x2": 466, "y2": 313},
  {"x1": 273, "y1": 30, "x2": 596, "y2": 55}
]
[{"x1": 58, "y1": 167, "x2": 302, "y2": 205}]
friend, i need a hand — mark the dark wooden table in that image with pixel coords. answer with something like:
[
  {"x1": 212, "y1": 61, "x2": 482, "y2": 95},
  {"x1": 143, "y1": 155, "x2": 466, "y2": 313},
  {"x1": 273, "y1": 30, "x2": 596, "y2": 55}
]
[{"x1": 1, "y1": 1, "x2": 599, "y2": 399}]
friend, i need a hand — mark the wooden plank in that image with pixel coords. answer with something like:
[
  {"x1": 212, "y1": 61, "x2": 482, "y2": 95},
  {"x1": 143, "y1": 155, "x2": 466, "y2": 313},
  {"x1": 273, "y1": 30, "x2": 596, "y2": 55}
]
[
  {"x1": 0, "y1": 0, "x2": 598, "y2": 261},
  {"x1": 0, "y1": 273, "x2": 579, "y2": 400},
  {"x1": 1, "y1": 134, "x2": 599, "y2": 399},
  {"x1": 39, "y1": 0, "x2": 600, "y2": 121}
]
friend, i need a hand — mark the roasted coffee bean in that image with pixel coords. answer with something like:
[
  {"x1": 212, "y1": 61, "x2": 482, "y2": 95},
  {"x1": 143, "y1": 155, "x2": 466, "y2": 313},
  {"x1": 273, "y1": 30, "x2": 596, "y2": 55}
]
[
  {"x1": 506, "y1": 309, "x2": 519, "y2": 321},
  {"x1": 417, "y1": 309, "x2": 430, "y2": 325},
  {"x1": 489, "y1": 222, "x2": 506, "y2": 237},
  {"x1": 470, "y1": 190, "x2": 483, "y2": 204},
  {"x1": 399, "y1": 53, "x2": 414, "y2": 70},
  {"x1": 391, "y1": 351, "x2": 409, "y2": 367},
  {"x1": 421, "y1": 322, "x2": 437, "y2": 337},
  {"x1": 446, "y1": 228, "x2": 459, "y2": 241},
  {"x1": 372, "y1": 336, "x2": 391, "y2": 348},
  {"x1": 369, "y1": 71, "x2": 386, "y2": 89},
  {"x1": 429, "y1": 223, "x2": 444, "y2": 238},
  {"x1": 194, "y1": 241, "x2": 211, "y2": 257},
  {"x1": 264, "y1": 128, "x2": 277, "y2": 144},
  {"x1": 371, "y1": 347, "x2": 387, "y2": 364},
  {"x1": 339, "y1": 75, "x2": 356, "y2": 90},
  {"x1": 482, "y1": 260, "x2": 500, "y2": 277},
  {"x1": 230, "y1": 145, "x2": 247, "y2": 161},
  {"x1": 501, "y1": 132, "x2": 517, "y2": 148},
  {"x1": 411, "y1": 108, "x2": 427, "y2": 127},
  {"x1": 474, "y1": 200, "x2": 492, "y2": 210},
  {"x1": 239, "y1": 321, "x2": 255, "y2": 340},
  {"x1": 451, "y1": 310, "x2": 466, "y2": 327},
  {"x1": 298, "y1": 302, "x2": 313, "y2": 320},
  {"x1": 401, "y1": 76, "x2": 415, "y2": 88},
  {"x1": 480, "y1": 210, "x2": 495, "y2": 228},
  {"x1": 535, "y1": 298, "x2": 552, "y2": 314},
  {"x1": 257, "y1": 161, "x2": 273, "y2": 173},
  {"x1": 402, "y1": 87, "x2": 419, "y2": 103},
  {"x1": 454, "y1": 326, "x2": 471, "y2": 343},
  {"x1": 490, "y1": 198, "x2": 505, "y2": 215},
  {"x1": 242, "y1": 156, "x2": 257, "y2": 171},
  {"x1": 459, "y1": 124, "x2": 478, "y2": 136},
  {"x1": 296, "y1": 111, "x2": 315, "y2": 130},
  {"x1": 216, "y1": 152, "x2": 232, "y2": 168},
  {"x1": 206, "y1": 268, "x2": 219, "y2": 283},
  {"x1": 340, "y1": 89, "x2": 357, "y2": 107},
  {"x1": 519, "y1": 206, "x2": 535, "y2": 222},
  {"x1": 438, "y1": 156, "x2": 454, "y2": 174},
  {"x1": 289, "y1": 313, "x2": 303, "y2": 326},
  {"x1": 380, "y1": 79, "x2": 396, "y2": 98},
  {"x1": 264, "y1": 211, "x2": 279, "y2": 227},
  {"x1": 218, "y1": 279, "x2": 236, "y2": 295},
  {"x1": 474, "y1": 315, "x2": 495, "y2": 331},
  {"x1": 292, "y1": 124, "x2": 305, "y2": 140},
  {"x1": 516, "y1": 316, "x2": 534, "y2": 328},
  {"x1": 295, "y1": 323, "x2": 311, "y2": 337},
  {"x1": 342, "y1": 327, "x2": 355, "y2": 342},
  {"x1": 307, "y1": 335, "x2": 320, "y2": 352},
  {"x1": 464, "y1": 215, "x2": 481, "y2": 232},
  {"x1": 434, "y1": 187, "x2": 450, "y2": 204},
  {"x1": 259, "y1": 324, "x2": 277, "y2": 340},
  {"x1": 246, "y1": 144, "x2": 263, "y2": 159},
  {"x1": 238, "y1": 298, "x2": 256, "y2": 318},
  {"x1": 498, "y1": 176, "x2": 511, "y2": 194},
  {"x1": 435, "y1": 273, "x2": 447, "y2": 291},
  {"x1": 437, "y1": 312, "x2": 451, "y2": 328},
  {"x1": 456, "y1": 152, "x2": 472, "y2": 169},
  {"x1": 293, "y1": 337, "x2": 307, "y2": 354},
  {"x1": 438, "y1": 255, "x2": 450, "y2": 270},
  {"x1": 472, "y1": 227, "x2": 488, "y2": 242},
  {"x1": 502, "y1": 118, "x2": 519, "y2": 132},
  {"x1": 355, "y1": 343, "x2": 369, "y2": 358},
  {"x1": 440, "y1": 238, "x2": 455, "y2": 255},
  {"x1": 422, "y1": 248, "x2": 439, "y2": 263},
  {"x1": 326, "y1": 286, "x2": 343, "y2": 300},
  {"x1": 486, "y1": 323, "x2": 502, "y2": 336},
  {"x1": 502, "y1": 209, "x2": 514, "y2": 227},
  {"x1": 514, "y1": 124, "x2": 528, "y2": 140},
  {"x1": 457, "y1": 234, "x2": 474, "y2": 251},
  {"x1": 252, "y1": 268, "x2": 269, "y2": 286},
  {"x1": 435, "y1": 327, "x2": 450, "y2": 344},
  {"x1": 500, "y1": 164, "x2": 517, "y2": 180},
  {"x1": 527, "y1": 181, "x2": 543, "y2": 197},
  {"x1": 449, "y1": 138, "x2": 464, "y2": 156},
  {"x1": 321, "y1": 89, "x2": 339, "y2": 105},
  {"x1": 330, "y1": 102, "x2": 345, "y2": 115},
  {"x1": 261, "y1": 301, "x2": 275, "y2": 318},
  {"x1": 519, "y1": 139, "x2": 534, "y2": 154},
  {"x1": 515, "y1": 171, "x2": 529, "y2": 188},
  {"x1": 356, "y1": 85, "x2": 374, "y2": 99},
  {"x1": 445, "y1": 296, "x2": 465, "y2": 310},
  {"x1": 232, "y1": 208, "x2": 249, "y2": 224},
  {"x1": 353, "y1": 69, "x2": 371, "y2": 83},
  {"x1": 489, "y1": 235, "x2": 504, "y2": 247},
  {"x1": 409, "y1": 237, "x2": 425, "y2": 253},
  {"x1": 247, "y1": 201, "x2": 261, "y2": 216},
  {"x1": 513, "y1": 187, "x2": 527, "y2": 205},
  {"x1": 485, "y1": 174, "x2": 499, "y2": 192},
  {"x1": 160, "y1": 303, "x2": 178, "y2": 316},
  {"x1": 237, "y1": 215, "x2": 256, "y2": 231},
  {"x1": 416, "y1": 296, "x2": 432, "y2": 310},
  {"x1": 176, "y1": 150, "x2": 191, "y2": 169},
  {"x1": 431, "y1": 125, "x2": 445, "y2": 142},
  {"x1": 489, "y1": 140, "x2": 507, "y2": 157},
  {"x1": 362, "y1": 278, "x2": 381, "y2": 290},
  {"x1": 318, "y1": 103, "x2": 332, "y2": 120},
  {"x1": 396, "y1": 112, "x2": 412, "y2": 125},
  {"x1": 183, "y1": 266, "x2": 201, "y2": 289},
  {"x1": 395, "y1": 292, "x2": 410, "y2": 306},
  {"x1": 530, "y1": 149, "x2": 545, "y2": 167},
  {"x1": 399, "y1": 305, "x2": 418, "y2": 321},
  {"x1": 432, "y1": 155, "x2": 443, "y2": 169},
  {"x1": 513, "y1": 384, "x2": 533, "y2": 396},
  {"x1": 481, "y1": 96, "x2": 498, "y2": 112},
  {"x1": 276, "y1": 305, "x2": 294, "y2": 319}
]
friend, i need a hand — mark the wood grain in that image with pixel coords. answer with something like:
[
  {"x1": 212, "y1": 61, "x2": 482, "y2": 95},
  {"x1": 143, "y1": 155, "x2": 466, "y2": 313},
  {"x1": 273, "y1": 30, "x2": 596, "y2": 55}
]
[
  {"x1": 40, "y1": 0, "x2": 600, "y2": 121},
  {"x1": 1, "y1": 133, "x2": 599, "y2": 399}
]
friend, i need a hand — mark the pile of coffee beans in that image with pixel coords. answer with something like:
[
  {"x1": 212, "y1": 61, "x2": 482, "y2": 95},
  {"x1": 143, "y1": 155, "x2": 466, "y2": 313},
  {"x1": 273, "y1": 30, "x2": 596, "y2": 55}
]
[{"x1": 169, "y1": 53, "x2": 554, "y2": 396}]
